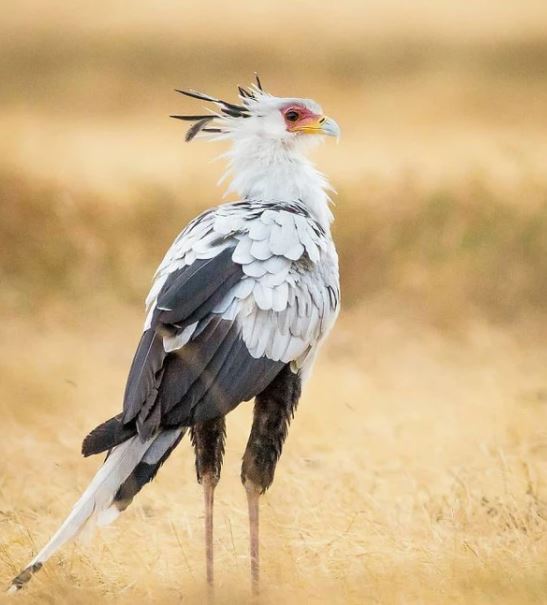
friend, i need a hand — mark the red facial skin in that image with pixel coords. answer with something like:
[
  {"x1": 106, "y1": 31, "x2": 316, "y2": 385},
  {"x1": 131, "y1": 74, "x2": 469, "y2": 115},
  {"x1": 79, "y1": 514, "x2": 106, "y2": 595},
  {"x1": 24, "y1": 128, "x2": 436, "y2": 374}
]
[{"x1": 280, "y1": 104, "x2": 322, "y2": 131}]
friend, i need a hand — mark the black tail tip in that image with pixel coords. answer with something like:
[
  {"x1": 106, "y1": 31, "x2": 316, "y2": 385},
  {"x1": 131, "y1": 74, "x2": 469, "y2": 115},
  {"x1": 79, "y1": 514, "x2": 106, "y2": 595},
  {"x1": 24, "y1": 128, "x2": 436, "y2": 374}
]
[{"x1": 8, "y1": 562, "x2": 43, "y2": 592}]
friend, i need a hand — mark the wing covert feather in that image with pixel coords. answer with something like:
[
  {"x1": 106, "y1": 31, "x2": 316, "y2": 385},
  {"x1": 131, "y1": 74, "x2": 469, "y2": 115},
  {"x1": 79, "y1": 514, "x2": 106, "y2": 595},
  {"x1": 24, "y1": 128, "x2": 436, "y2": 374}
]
[{"x1": 121, "y1": 200, "x2": 339, "y2": 437}]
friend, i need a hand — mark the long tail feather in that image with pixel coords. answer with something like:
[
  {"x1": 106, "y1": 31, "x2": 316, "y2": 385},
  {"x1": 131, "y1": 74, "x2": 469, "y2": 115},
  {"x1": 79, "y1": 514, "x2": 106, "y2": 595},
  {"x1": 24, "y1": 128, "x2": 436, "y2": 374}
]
[{"x1": 9, "y1": 429, "x2": 184, "y2": 592}]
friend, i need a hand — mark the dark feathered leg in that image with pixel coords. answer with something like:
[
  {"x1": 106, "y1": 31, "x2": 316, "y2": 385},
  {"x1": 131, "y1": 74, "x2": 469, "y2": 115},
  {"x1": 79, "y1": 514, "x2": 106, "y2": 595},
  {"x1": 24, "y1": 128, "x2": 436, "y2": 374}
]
[
  {"x1": 241, "y1": 365, "x2": 302, "y2": 594},
  {"x1": 191, "y1": 417, "x2": 226, "y2": 591}
]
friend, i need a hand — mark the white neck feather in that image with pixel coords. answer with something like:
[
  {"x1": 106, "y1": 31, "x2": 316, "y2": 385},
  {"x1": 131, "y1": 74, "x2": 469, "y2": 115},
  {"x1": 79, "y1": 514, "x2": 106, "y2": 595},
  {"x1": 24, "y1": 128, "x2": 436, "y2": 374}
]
[{"x1": 221, "y1": 137, "x2": 334, "y2": 229}]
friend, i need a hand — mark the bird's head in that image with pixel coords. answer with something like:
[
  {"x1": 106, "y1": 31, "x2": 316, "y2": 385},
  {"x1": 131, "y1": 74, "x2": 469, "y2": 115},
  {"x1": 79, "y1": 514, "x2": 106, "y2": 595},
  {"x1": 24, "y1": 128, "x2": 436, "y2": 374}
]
[{"x1": 171, "y1": 75, "x2": 340, "y2": 151}]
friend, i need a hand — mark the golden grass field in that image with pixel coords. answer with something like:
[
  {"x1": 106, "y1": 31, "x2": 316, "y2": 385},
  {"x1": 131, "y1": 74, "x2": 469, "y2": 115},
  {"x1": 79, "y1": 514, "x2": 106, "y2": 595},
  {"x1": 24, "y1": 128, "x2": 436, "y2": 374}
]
[{"x1": 2, "y1": 1, "x2": 547, "y2": 603}]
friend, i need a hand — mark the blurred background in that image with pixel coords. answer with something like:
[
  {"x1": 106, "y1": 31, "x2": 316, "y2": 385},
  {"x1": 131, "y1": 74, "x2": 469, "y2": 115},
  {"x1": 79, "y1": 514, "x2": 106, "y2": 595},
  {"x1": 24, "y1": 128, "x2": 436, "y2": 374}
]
[{"x1": 1, "y1": 2, "x2": 547, "y2": 604}]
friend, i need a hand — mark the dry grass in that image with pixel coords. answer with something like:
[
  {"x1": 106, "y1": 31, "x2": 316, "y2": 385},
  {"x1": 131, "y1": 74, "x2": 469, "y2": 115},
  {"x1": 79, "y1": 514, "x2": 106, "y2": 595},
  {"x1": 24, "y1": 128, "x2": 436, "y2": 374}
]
[
  {"x1": 2, "y1": 305, "x2": 547, "y2": 604},
  {"x1": 2, "y1": 170, "x2": 547, "y2": 322},
  {"x1": 2, "y1": 0, "x2": 547, "y2": 603}
]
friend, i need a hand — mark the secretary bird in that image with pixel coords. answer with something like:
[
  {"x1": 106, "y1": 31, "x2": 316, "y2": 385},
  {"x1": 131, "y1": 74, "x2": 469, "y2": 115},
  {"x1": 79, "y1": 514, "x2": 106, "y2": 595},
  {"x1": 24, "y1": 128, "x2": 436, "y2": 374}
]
[{"x1": 9, "y1": 76, "x2": 341, "y2": 595}]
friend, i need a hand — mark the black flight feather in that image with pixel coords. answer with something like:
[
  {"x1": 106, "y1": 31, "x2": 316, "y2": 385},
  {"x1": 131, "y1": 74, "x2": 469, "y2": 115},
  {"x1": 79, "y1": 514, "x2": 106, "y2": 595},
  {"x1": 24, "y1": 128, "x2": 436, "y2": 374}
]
[
  {"x1": 81, "y1": 414, "x2": 136, "y2": 456},
  {"x1": 158, "y1": 319, "x2": 237, "y2": 421},
  {"x1": 156, "y1": 247, "x2": 240, "y2": 323},
  {"x1": 122, "y1": 329, "x2": 166, "y2": 424}
]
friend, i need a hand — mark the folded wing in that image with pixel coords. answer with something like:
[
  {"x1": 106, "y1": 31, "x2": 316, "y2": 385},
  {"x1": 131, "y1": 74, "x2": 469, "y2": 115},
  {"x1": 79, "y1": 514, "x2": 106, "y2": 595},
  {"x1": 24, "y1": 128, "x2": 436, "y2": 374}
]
[{"x1": 83, "y1": 201, "x2": 339, "y2": 455}]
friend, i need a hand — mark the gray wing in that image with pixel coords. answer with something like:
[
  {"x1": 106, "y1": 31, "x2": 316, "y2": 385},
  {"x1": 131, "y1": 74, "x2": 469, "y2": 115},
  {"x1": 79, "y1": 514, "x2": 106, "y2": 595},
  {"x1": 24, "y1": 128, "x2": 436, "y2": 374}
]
[{"x1": 122, "y1": 201, "x2": 340, "y2": 439}]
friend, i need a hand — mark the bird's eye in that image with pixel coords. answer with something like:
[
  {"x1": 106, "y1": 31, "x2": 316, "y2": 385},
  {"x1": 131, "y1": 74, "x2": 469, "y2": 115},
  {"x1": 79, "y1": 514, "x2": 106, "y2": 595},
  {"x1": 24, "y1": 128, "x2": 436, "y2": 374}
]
[{"x1": 285, "y1": 110, "x2": 300, "y2": 122}]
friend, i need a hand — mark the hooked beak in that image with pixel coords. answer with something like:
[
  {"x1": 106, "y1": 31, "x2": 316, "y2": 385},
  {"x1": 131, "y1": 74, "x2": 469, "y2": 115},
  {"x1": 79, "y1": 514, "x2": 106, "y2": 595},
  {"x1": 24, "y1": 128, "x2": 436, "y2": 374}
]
[
  {"x1": 291, "y1": 115, "x2": 341, "y2": 139},
  {"x1": 318, "y1": 116, "x2": 341, "y2": 138}
]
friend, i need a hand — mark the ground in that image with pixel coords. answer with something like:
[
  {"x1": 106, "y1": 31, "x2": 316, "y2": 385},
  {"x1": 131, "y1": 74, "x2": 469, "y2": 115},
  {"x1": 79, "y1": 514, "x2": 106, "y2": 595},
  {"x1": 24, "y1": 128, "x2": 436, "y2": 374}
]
[{"x1": 2, "y1": 301, "x2": 547, "y2": 604}]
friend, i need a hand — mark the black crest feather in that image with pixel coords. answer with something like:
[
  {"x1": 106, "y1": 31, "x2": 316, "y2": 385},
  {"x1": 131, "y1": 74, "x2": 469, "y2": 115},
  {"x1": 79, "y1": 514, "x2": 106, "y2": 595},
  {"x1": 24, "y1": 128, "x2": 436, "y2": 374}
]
[
  {"x1": 184, "y1": 117, "x2": 215, "y2": 142},
  {"x1": 171, "y1": 76, "x2": 266, "y2": 142}
]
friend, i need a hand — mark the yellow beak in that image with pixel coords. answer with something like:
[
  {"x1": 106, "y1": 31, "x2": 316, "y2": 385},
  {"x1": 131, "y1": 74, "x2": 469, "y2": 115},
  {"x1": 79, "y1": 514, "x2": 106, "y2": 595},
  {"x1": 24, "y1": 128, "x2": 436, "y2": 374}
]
[{"x1": 292, "y1": 116, "x2": 341, "y2": 138}]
